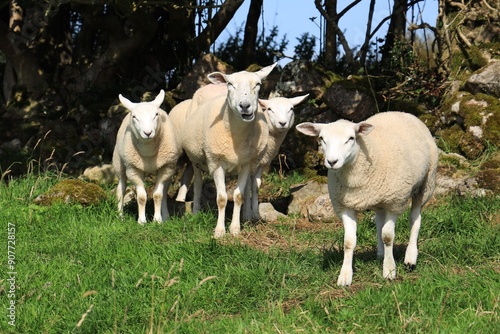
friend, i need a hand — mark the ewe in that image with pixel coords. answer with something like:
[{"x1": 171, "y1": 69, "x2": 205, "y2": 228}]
[
  {"x1": 296, "y1": 112, "x2": 439, "y2": 286},
  {"x1": 180, "y1": 63, "x2": 277, "y2": 238},
  {"x1": 113, "y1": 90, "x2": 181, "y2": 224},
  {"x1": 170, "y1": 84, "x2": 228, "y2": 204},
  {"x1": 243, "y1": 95, "x2": 309, "y2": 221}
]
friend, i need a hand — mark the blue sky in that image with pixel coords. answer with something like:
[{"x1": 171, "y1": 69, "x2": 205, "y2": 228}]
[{"x1": 216, "y1": 0, "x2": 439, "y2": 64}]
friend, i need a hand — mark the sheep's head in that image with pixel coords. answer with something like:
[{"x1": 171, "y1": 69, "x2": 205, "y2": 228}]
[
  {"x1": 296, "y1": 119, "x2": 373, "y2": 169},
  {"x1": 119, "y1": 90, "x2": 165, "y2": 140},
  {"x1": 207, "y1": 63, "x2": 277, "y2": 122},
  {"x1": 259, "y1": 94, "x2": 309, "y2": 133}
]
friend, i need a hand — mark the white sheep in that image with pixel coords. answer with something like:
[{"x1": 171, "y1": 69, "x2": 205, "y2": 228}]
[
  {"x1": 242, "y1": 94, "x2": 309, "y2": 221},
  {"x1": 112, "y1": 90, "x2": 181, "y2": 224},
  {"x1": 170, "y1": 84, "x2": 228, "y2": 203},
  {"x1": 296, "y1": 111, "x2": 439, "y2": 286},
  {"x1": 180, "y1": 63, "x2": 277, "y2": 238}
]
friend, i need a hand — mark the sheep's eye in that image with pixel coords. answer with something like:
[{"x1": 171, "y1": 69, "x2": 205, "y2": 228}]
[
  {"x1": 319, "y1": 136, "x2": 325, "y2": 144},
  {"x1": 346, "y1": 136, "x2": 354, "y2": 143},
  {"x1": 227, "y1": 82, "x2": 235, "y2": 89},
  {"x1": 268, "y1": 108, "x2": 274, "y2": 113},
  {"x1": 254, "y1": 83, "x2": 261, "y2": 90},
  {"x1": 155, "y1": 112, "x2": 159, "y2": 117},
  {"x1": 132, "y1": 115, "x2": 138, "y2": 121}
]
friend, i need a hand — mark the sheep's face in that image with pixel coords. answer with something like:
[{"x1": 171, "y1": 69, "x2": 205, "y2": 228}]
[
  {"x1": 119, "y1": 90, "x2": 165, "y2": 140},
  {"x1": 295, "y1": 120, "x2": 373, "y2": 170},
  {"x1": 260, "y1": 95, "x2": 309, "y2": 133},
  {"x1": 207, "y1": 63, "x2": 277, "y2": 123}
]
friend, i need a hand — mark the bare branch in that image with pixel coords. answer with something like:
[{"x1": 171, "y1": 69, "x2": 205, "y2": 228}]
[{"x1": 314, "y1": 0, "x2": 354, "y2": 64}]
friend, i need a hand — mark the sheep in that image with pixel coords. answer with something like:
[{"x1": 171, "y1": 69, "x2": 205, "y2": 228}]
[
  {"x1": 168, "y1": 98, "x2": 193, "y2": 203},
  {"x1": 180, "y1": 63, "x2": 277, "y2": 238},
  {"x1": 170, "y1": 84, "x2": 228, "y2": 204},
  {"x1": 242, "y1": 94, "x2": 309, "y2": 221},
  {"x1": 112, "y1": 90, "x2": 181, "y2": 224},
  {"x1": 295, "y1": 111, "x2": 439, "y2": 286},
  {"x1": 190, "y1": 83, "x2": 228, "y2": 111}
]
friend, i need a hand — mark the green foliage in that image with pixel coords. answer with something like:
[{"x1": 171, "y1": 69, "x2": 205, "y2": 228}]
[
  {"x1": 294, "y1": 33, "x2": 317, "y2": 61},
  {"x1": 215, "y1": 26, "x2": 288, "y2": 69},
  {"x1": 1, "y1": 172, "x2": 499, "y2": 332}
]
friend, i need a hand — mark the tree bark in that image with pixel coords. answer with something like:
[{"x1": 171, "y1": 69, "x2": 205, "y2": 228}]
[
  {"x1": 195, "y1": 0, "x2": 244, "y2": 56},
  {"x1": 0, "y1": 14, "x2": 48, "y2": 101},
  {"x1": 323, "y1": 0, "x2": 337, "y2": 70},
  {"x1": 381, "y1": 0, "x2": 408, "y2": 66},
  {"x1": 242, "y1": 0, "x2": 262, "y2": 67}
]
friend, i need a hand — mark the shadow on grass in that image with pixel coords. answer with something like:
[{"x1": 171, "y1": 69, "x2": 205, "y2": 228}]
[{"x1": 321, "y1": 243, "x2": 410, "y2": 271}]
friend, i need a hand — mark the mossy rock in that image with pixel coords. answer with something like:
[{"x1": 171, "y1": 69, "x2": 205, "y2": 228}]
[
  {"x1": 436, "y1": 124, "x2": 463, "y2": 153},
  {"x1": 437, "y1": 92, "x2": 499, "y2": 159},
  {"x1": 34, "y1": 179, "x2": 107, "y2": 206},
  {"x1": 386, "y1": 99, "x2": 428, "y2": 116},
  {"x1": 476, "y1": 151, "x2": 500, "y2": 194}
]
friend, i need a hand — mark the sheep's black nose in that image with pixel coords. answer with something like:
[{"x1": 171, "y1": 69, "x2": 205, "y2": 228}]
[
  {"x1": 144, "y1": 131, "x2": 152, "y2": 137},
  {"x1": 328, "y1": 159, "x2": 338, "y2": 168},
  {"x1": 239, "y1": 101, "x2": 250, "y2": 111},
  {"x1": 279, "y1": 121, "x2": 287, "y2": 127}
]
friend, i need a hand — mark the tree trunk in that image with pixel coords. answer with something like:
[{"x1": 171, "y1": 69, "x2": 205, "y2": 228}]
[
  {"x1": 0, "y1": 4, "x2": 48, "y2": 102},
  {"x1": 242, "y1": 0, "x2": 262, "y2": 67},
  {"x1": 381, "y1": 0, "x2": 408, "y2": 66},
  {"x1": 323, "y1": 0, "x2": 337, "y2": 70},
  {"x1": 195, "y1": 0, "x2": 244, "y2": 56}
]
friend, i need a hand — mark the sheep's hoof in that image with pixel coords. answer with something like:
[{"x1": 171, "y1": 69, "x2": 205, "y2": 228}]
[
  {"x1": 383, "y1": 269, "x2": 397, "y2": 280},
  {"x1": 337, "y1": 270, "x2": 353, "y2": 286},
  {"x1": 404, "y1": 263, "x2": 417, "y2": 272},
  {"x1": 213, "y1": 229, "x2": 226, "y2": 239},
  {"x1": 229, "y1": 227, "x2": 241, "y2": 236}
]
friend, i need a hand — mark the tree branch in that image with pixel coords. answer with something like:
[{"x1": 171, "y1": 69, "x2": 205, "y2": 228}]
[
  {"x1": 314, "y1": 0, "x2": 354, "y2": 64},
  {"x1": 194, "y1": 0, "x2": 244, "y2": 55}
]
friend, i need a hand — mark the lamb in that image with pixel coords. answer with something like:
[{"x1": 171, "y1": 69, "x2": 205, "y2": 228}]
[
  {"x1": 168, "y1": 98, "x2": 194, "y2": 203},
  {"x1": 180, "y1": 63, "x2": 277, "y2": 238},
  {"x1": 296, "y1": 111, "x2": 439, "y2": 286},
  {"x1": 112, "y1": 90, "x2": 181, "y2": 224},
  {"x1": 242, "y1": 94, "x2": 309, "y2": 221},
  {"x1": 170, "y1": 84, "x2": 228, "y2": 203}
]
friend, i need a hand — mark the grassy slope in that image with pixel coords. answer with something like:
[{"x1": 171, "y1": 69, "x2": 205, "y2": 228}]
[{"x1": 0, "y1": 173, "x2": 499, "y2": 333}]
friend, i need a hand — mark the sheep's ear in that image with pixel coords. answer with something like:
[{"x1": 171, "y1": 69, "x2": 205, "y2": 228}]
[
  {"x1": 258, "y1": 99, "x2": 269, "y2": 110},
  {"x1": 296, "y1": 122, "x2": 322, "y2": 137},
  {"x1": 151, "y1": 89, "x2": 165, "y2": 108},
  {"x1": 289, "y1": 94, "x2": 309, "y2": 107},
  {"x1": 119, "y1": 94, "x2": 136, "y2": 111},
  {"x1": 256, "y1": 62, "x2": 277, "y2": 80},
  {"x1": 356, "y1": 122, "x2": 374, "y2": 136},
  {"x1": 207, "y1": 72, "x2": 227, "y2": 85}
]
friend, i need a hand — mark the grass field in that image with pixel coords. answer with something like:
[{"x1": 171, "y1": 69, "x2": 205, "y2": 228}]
[{"x1": 1, "y1": 171, "x2": 499, "y2": 333}]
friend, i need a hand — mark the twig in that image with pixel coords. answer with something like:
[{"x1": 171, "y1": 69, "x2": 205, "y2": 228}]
[
  {"x1": 392, "y1": 290, "x2": 404, "y2": 324},
  {"x1": 76, "y1": 304, "x2": 94, "y2": 328}
]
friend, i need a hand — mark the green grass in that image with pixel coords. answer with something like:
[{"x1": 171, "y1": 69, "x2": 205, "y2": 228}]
[{"x1": 1, "y1": 172, "x2": 499, "y2": 333}]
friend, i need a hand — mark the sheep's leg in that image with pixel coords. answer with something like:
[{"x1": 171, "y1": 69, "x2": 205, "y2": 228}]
[
  {"x1": 381, "y1": 212, "x2": 398, "y2": 280},
  {"x1": 128, "y1": 170, "x2": 147, "y2": 224},
  {"x1": 192, "y1": 166, "x2": 203, "y2": 214},
  {"x1": 213, "y1": 166, "x2": 227, "y2": 238},
  {"x1": 116, "y1": 164, "x2": 127, "y2": 218},
  {"x1": 242, "y1": 177, "x2": 253, "y2": 222},
  {"x1": 375, "y1": 209, "x2": 386, "y2": 259},
  {"x1": 230, "y1": 166, "x2": 250, "y2": 236},
  {"x1": 337, "y1": 209, "x2": 357, "y2": 286},
  {"x1": 176, "y1": 163, "x2": 193, "y2": 202},
  {"x1": 251, "y1": 167, "x2": 263, "y2": 221},
  {"x1": 152, "y1": 181, "x2": 166, "y2": 223},
  {"x1": 153, "y1": 167, "x2": 175, "y2": 222},
  {"x1": 404, "y1": 203, "x2": 422, "y2": 270}
]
